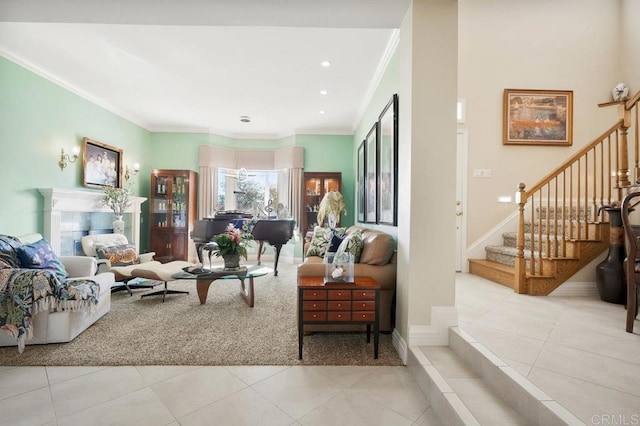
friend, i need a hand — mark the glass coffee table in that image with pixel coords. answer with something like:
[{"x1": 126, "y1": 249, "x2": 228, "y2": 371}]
[{"x1": 172, "y1": 264, "x2": 271, "y2": 307}]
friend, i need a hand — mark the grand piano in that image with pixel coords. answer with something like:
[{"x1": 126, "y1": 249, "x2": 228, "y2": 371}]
[{"x1": 191, "y1": 213, "x2": 296, "y2": 276}]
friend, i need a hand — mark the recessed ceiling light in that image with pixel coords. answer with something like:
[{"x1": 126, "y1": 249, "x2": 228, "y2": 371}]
[
  {"x1": 240, "y1": 115, "x2": 251, "y2": 123},
  {"x1": 321, "y1": 61, "x2": 331, "y2": 67},
  {"x1": 319, "y1": 110, "x2": 326, "y2": 115},
  {"x1": 320, "y1": 90, "x2": 328, "y2": 95}
]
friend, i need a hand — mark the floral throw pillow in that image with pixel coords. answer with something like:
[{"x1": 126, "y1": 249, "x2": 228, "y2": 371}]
[
  {"x1": 334, "y1": 230, "x2": 364, "y2": 263},
  {"x1": 95, "y1": 243, "x2": 139, "y2": 266},
  {"x1": 306, "y1": 226, "x2": 334, "y2": 257},
  {"x1": 16, "y1": 238, "x2": 69, "y2": 281}
]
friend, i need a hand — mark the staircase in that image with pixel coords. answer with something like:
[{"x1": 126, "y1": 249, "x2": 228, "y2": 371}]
[
  {"x1": 469, "y1": 215, "x2": 609, "y2": 295},
  {"x1": 469, "y1": 92, "x2": 640, "y2": 295}
]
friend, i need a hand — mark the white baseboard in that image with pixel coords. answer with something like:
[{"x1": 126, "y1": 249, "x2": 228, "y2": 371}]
[
  {"x1": 409, "y1": 306, "x2": 458, "y2": 346},
  {"x1": 549, "y1": 281, "x2": 599, "y2": 297},
  {"x1": 392, "y1": 329, "x2": 408, "y2": 365}
]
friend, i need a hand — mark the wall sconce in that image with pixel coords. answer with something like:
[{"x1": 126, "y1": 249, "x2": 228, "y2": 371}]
[
  {"x1": 124, "y1": 163, "x2": 140, "y2": 181},
  {"x1": 59, "y1": 147, "x2": 79, "y2": 171}
]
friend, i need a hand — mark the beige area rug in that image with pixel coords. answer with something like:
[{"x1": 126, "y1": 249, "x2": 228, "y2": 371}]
[{"x1": 0, "y1": 261, "x2": 402, "y2": 366}]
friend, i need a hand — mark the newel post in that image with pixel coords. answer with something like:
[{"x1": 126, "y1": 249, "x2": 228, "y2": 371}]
[
  {"x1": 514, "y1": 183, "x2": 527, "y2": 294},
  {"x1": 618, "y1": 103, "x2": 632, "y2": 189}
]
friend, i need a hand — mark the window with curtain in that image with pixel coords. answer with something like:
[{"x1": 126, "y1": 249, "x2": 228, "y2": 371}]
[{"x1": 216, "y1": 168, "x2": 290, "y2": 218}]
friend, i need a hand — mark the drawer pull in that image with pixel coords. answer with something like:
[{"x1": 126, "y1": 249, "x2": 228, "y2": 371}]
[
  {"x1": 337, "y1": 303, "x2": 342, "y2": 307},
  {"x1": 362, "y1": 292, "x2": 366, "y2": 296},
  {"x1": 338, "y1": 292, "x2": 343, "y2": 296},
  {"x1": 313, "y1": 314, "x2": 317, "y2": 318},
  {"x1": 313, "y1": 303, "x2": 317, "y2": 307},
  {"x1": 362, "y1": 314, "x2": 366, "y2": 318},
  {"x1": 337, "y1": 314, "x2": 342, "y2": 318},
  {"x1": 313, "y1": 292, "x2": 317, "y2": 296}
]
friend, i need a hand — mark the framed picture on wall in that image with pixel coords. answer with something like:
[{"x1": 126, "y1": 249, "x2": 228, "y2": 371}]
[
  {"x1": 82, "y1": 137, "x2": 123, "y2": 189},
  {"x1": 377, "y1": 93, "x2": 398, "y2": 226},
  {"x1": 503, "y1": 89, "x2": 573, "y2": 146},
  {"x1": 365, "y1": 122, "x2": 377, "y2": 224},
  {"x1": 357, "y1": 140, "x2": 366, "y2": 222}
]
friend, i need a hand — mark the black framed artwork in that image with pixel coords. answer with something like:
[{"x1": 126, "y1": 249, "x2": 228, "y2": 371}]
[
  {"x1": 377, "y1": 93, "x2": 398, "y2": 225},
  {"x1": 365, "y1": 122, "x2": 377, "y2": 224},
  {"x1": 82, "y1": 137, "x2": 123, "y2": 189},
  {"x1": 357, "y1": 140, "x2": 366, "y2": 222}
]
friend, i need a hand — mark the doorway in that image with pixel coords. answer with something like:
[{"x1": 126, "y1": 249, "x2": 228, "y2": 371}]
[{"x1": 456, "y1": 129, "x2": 468, "y2": 272}]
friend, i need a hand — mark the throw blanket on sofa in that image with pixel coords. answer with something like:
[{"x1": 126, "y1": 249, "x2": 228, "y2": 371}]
[{"x1": 0, "y1": 267, "x2": 99, "y2": 353}]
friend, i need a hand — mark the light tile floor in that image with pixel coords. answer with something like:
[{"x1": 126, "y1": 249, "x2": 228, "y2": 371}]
[
  {"x1": 456, "y1": 273, "x2": 640, "y2": 425},
  {"x1": 2, "y1": 272, "x2": 639, "y2": 425},
  {"x1": 0, "y1": 364, "x2": 440, "y2": 426}
]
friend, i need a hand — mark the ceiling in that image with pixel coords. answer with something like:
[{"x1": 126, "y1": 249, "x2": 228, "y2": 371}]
[{"x1": 0, "y1": 0, "x2": 411, "y2": 139}]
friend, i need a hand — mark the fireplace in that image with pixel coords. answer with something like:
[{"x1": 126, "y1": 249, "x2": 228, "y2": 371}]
[{"x1": 39, "y1": 188, "x2": 146, "y2": 256}]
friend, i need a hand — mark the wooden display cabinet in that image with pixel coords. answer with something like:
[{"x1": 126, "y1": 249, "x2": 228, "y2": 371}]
[
  {"x1": 149, "y1": 169, "x2": 198, "y2": 263},
  {"x1": 302, "y1": 172, "x2": 341, "y2": 236}
]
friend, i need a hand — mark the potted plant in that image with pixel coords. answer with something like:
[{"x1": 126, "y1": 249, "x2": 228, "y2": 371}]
[
  {"x1": 210, "y1": 224, "x2": 254, "y2": 270},
  {"x1": 100, "y1": 185, "x2": 132, "y2": 234}
]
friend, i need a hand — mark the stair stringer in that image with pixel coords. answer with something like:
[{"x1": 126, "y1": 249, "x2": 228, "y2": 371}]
[{"x1": 523, "y1": 234, "x2": 609, "y2": 295}]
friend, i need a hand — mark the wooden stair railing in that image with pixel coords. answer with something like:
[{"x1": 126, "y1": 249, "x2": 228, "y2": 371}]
[{"x1": 513, "y1": 92, "x2": 640, "y2": 294}]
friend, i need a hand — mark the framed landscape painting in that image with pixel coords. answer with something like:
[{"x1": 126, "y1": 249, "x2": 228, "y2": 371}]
[
  {"x1": 365, "y1": 123, "x2": 377, "y2": 224},
  {"x1": 357, "y1": 140, "x2": 366, "y2": 223},
  {"x1": 82, "y1": 137, "x2": 123, "y2": 189},
  {"x1": 503, "y1": 89, "x2": 573, "y2": 146},
  {"x1": 377, "y1": 93, "x2": 398, "y2": 226}
]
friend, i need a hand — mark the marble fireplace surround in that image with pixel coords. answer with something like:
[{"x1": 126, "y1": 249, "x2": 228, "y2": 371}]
[{"x1": 39, "y1": 188, "x2": 146, "y2": 256}]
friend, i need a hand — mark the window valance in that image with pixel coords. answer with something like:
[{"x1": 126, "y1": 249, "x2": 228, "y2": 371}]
[{"x1": 198, "y1": 146, "x2": 304, "y2": 170}]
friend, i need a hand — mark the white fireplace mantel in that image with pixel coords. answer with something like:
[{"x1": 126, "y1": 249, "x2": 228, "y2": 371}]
[{"x1": 39, "y1": 188, "x2": 146, "y2": 255}]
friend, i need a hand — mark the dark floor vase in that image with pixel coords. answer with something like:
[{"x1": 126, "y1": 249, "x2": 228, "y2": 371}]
[{"x1": 596, "y1": 206, "x2": 627, "y2": 304}]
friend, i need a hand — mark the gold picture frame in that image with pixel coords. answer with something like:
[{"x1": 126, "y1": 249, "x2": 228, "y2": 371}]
[
  {"x1": 82, "y1": 137, "x2": 123, "y2": 189},
  {"x1": 503, "y1": 89, "x2": 573, "y2": 146}
]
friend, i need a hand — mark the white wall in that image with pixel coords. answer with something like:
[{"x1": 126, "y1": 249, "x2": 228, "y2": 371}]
[
  {"x1": 459, "y1": 0, "x2": 621, "y2": 245},
  {"x1": 396, "y1": 0, "x2": 458, "y2": 341},
  {"x1": 622, "y1": 0, "x2": 640, "y2": 91}
]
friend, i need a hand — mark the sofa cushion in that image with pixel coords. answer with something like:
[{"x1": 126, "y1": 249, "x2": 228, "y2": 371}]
[
  {"x1": 328, "y1": 228, "x2": 347, "y2": 252},
  {"x1": 15, "y1": 238, "x2": 69, "y2": 281},
  {"x1": 95, "y1": 243, "x2": 139, "y2": 266},
  {"x1": 334, "y1": 229, "x2": 364, "y2": 263},
  {"x1": 306, "y1": 226, "x2": 333, "y2": 257},
  {"x1": 350, "y1": 227, "x2": 396, "y2": 265}
]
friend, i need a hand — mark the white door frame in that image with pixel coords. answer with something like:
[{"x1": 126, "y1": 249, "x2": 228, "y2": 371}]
[{"x1": 456, "y1": 128, "x2": 468, "y2": 272}]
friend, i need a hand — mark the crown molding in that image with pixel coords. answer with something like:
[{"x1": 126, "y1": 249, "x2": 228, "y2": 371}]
[
  {"x1": 352, "y1": 29, "x2": 399, "y2": 131},
  {"x1": 0, "y1": 49, "x2": 152, "y2": 132}
]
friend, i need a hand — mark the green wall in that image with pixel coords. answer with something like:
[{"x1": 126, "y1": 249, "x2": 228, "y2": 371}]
[
  {"x1": 0, "y1": 55, "x2": 358, "y2": 250},
  {"x1": 0, "y1": 55, "x2": 151, "y2": 238},
  {"x1": 352, "y1": 47, "x2": 400, "y2": 237},
  {"x1": 295, "y1": 134, "x2": 355, "y2": 227}
]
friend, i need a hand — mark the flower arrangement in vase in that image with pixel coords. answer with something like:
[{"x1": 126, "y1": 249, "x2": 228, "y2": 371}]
[
  {"x1": 210, "y1": 224, "x2": 254, "y2": 270},
  {"x1": 100, "y1": 185, "x2": 132, "y2": 234},
  {"x1": 101, "y1": 185, "x2": 132, "y2": 217}
]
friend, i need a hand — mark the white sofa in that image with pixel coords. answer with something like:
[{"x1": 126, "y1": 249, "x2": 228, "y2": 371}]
[{"x1": 0, "y1": 234, "x2": 114, "y2": 348}]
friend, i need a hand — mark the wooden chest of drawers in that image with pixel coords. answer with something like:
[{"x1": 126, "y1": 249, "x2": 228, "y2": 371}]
[{"x1": 297, "y1": 276, "x2": 380, "y2": 359}]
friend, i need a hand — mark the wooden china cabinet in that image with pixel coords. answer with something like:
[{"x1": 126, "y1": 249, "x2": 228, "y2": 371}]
[
  {"x1": 149, "y1": 169, "x2": 198, "y2": 263},
  {"x1": 301, "y1": 172, "x2": 341, "y2": 236}
]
